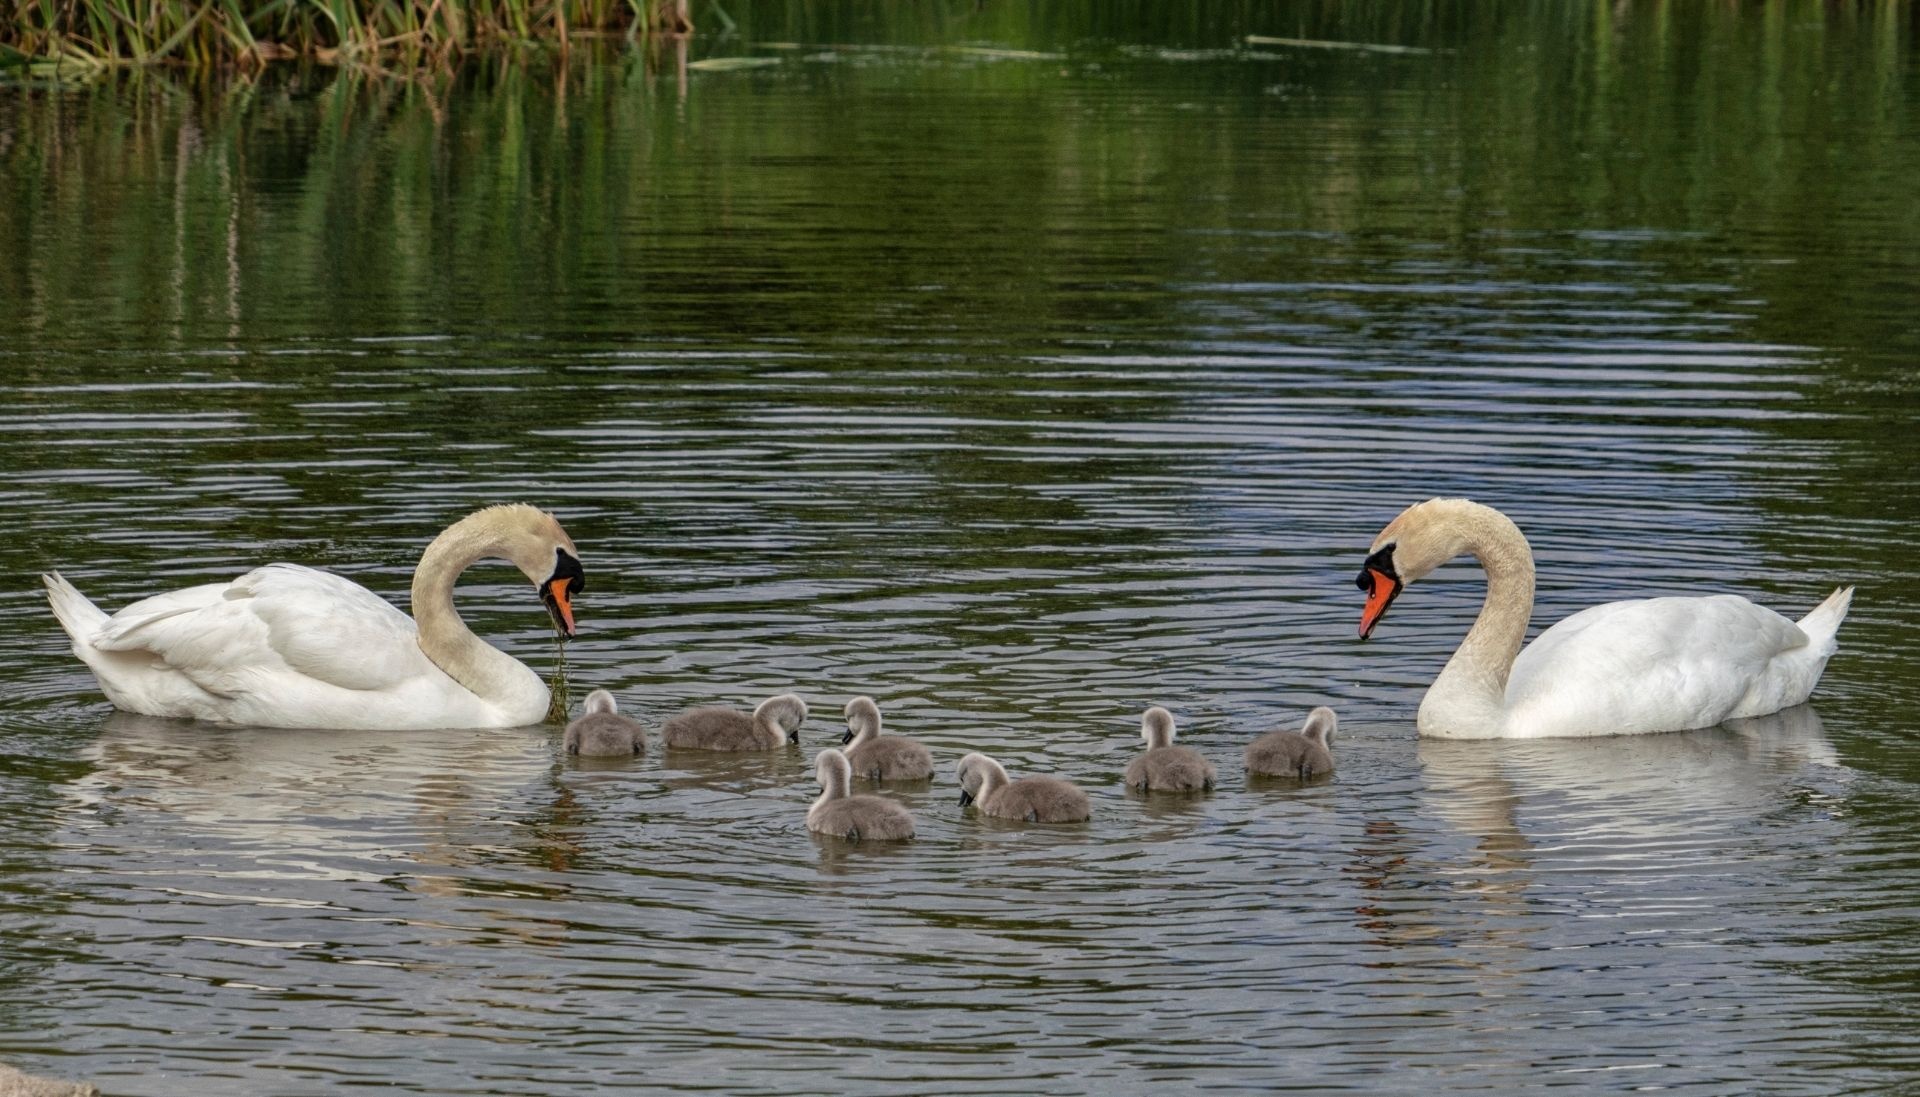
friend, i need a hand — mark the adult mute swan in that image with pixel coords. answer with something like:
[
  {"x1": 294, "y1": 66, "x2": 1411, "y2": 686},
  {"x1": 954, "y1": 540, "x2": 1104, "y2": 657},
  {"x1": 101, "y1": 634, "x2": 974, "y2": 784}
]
[
  {"x1": 42, "y1": 504, "x2": 585, "y2": 730},
  {"x1": 1356, "y1": 499, "x2": 1852, "y2": 739}
]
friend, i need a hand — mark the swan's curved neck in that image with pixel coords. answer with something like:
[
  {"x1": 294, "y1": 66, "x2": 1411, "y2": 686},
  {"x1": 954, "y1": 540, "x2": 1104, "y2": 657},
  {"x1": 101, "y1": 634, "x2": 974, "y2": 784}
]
[
  {"x1": 1420, "y1": 506, "x2": 1535, "y2": 738},
  {"x1": 817, "y1": 766, "x2": 850, "y2": 804},
  {"x1": 410, "y1": 522, "x2": 544, "y2": 714},
  {"x1": 978, "y1": 759, "x2": 1010, "y2": 798}
]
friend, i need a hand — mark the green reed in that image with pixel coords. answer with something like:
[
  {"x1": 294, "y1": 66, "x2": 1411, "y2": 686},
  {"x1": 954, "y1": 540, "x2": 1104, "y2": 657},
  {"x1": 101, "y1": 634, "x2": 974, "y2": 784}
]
[
  {"x1": 545, "y1": 632, "x2": 572, "y2": 726},
  {"x1": 0, "y1": 0, "x2": 689, "y2": 70}
]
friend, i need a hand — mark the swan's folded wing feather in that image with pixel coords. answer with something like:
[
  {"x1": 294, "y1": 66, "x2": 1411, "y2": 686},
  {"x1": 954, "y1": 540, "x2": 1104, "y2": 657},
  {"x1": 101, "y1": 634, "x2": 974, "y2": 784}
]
[
  {"x1": 1508, "y1": 594, "x2": 1807, "y2": 734},
  {"x1": 232, "y1": 565, "x2": 423, "y2": 692},
  {"x1": 89, "y1": 583, "x2": 233, "y2": 647},
  {"x1": 91, "y1": 564, "x2": 422, "y2": 696}
]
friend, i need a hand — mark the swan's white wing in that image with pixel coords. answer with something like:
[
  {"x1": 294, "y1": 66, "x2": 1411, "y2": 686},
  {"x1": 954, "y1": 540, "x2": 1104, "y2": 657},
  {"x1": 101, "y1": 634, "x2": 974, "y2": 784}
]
[
  {"x1": 231, "y1": 565, "x2": 426, "y2": 690},
  {"x1": 1505, "y1": 594, "x2": 1809, "y2": 736},
  {"x1": 91, "y1": 564, "x2": 426, "y2": 696}
]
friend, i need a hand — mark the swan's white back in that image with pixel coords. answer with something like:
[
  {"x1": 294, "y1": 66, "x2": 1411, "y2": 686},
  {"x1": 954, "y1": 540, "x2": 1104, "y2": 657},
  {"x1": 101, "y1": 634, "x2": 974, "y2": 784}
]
[{"x1": 1503, "y1": 590, "x2": 1849, "y2": 738}]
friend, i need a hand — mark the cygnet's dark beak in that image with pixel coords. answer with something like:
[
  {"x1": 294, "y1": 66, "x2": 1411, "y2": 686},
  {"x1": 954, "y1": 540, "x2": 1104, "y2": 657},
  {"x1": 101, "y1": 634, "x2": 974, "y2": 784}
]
[
  {"x1": 958, "y1": 789, "x2": 975, "y2": 807},
  {"x1": 788, "y1": 728, "x2": 801, "y2": 744},
  {"x1": 840, "y1": 728, "x2": 853, "y2": 745}
]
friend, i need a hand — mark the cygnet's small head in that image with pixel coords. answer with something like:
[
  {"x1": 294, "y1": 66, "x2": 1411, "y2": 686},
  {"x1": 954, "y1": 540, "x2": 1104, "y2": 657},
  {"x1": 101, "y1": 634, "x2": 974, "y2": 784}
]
[
  {"x1": 843, "y1": 695, "x2": 883, "y2": 746},
  {"x1": 955, "y1": 751, "x2": 1004, "y2": 807},
  {"x1": 583, "y1": 689, "x2": 618, "y2": 717},
  {"x1": 1301, "y1": 706, "x2": 1337, "y2": 745},
  {"x1": 754, "y1": 693, "x2": 809, "y2": 743},
  {"x1": 1141, "y1": 706, "x2": 1177, "y2": 748},
  {"x1": 814, "y1": 748, "x2": 853, "y2": 793}
]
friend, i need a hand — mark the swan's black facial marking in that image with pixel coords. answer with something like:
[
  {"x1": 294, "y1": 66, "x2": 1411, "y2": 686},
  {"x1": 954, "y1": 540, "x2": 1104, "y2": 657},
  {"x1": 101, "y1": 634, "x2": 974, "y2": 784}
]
[
  {"x1": 1356, "y1": 543, "x2": 1403, "y2": 641},
  {"x1": 541, "y1": 548, "x2": 586, "y2": 638},
  {"x1": 550, "y1": 547, "x2": 586, "y2": 595},
  {"x1": 1356, "y1": 544, "x2": 1399, "y2": 591}
]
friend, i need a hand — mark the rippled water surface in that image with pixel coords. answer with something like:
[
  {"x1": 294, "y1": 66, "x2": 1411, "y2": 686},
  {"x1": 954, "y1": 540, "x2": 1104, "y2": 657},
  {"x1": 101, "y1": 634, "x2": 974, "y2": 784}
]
[{"x1": 3, "y1": 3, "x2": 1919, "y2": 1093}]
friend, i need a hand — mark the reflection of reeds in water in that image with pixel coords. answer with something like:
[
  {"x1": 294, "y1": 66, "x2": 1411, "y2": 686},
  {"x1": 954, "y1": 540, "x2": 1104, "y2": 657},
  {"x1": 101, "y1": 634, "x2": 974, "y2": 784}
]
[{"x1": 1, "y1": 0, "x2": 689, "y2": 71}]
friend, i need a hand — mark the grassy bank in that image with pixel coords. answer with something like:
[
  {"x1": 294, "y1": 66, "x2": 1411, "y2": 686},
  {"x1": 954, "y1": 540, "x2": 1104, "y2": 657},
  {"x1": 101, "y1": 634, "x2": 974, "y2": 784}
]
[{"x1": 0, "y1": 0, "x2": 690, "y2": 70}]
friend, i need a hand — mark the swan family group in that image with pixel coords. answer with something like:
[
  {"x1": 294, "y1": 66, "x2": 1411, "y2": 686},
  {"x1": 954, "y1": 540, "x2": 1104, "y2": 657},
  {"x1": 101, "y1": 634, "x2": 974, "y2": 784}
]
[
  {"x1": 560, "y1": 686, "x2": 1338, "y2": 838},
  {"x1": 42, "y1": 499, "x2": 1853, "y2": 838}
]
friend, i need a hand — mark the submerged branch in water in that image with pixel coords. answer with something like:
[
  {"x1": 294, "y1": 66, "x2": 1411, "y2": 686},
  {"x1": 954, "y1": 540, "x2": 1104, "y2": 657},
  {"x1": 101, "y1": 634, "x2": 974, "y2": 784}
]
[{"x1": 1245, "y1": 34, "x2": 1433, "y2": 56}]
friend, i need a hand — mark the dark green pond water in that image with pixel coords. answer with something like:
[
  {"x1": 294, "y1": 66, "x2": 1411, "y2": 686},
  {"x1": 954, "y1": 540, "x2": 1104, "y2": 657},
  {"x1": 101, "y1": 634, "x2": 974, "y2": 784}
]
[{"x1": 3, "y1": 3, "x2": 1918, "y2": 1093}]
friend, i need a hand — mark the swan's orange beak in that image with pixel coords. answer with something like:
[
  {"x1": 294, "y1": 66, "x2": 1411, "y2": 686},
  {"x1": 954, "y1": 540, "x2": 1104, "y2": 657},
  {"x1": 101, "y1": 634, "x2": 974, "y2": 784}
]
[
  {"x1": 541, "y1": 548, "x2": 585, "y2": 640},
  {"x1": 1357, "y1": 566, "x2": 1401, "y2": 640},
  {"x1": 544, "y1": 577, "x2": 577, "y2": 638}
]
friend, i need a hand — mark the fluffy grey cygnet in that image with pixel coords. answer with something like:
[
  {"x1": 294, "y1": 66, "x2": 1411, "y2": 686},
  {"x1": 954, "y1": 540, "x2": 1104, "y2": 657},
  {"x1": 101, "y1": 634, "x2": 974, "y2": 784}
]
[
  {"x1": 1245, "y1": 706, "x2": 1336, "y2": 780},
  {"x1": 1123, "y1": 706, "x2": 1216, "y2": 793},
  {"x1": 807, "y1": 749, "x2": 916, "y2": 841},
  {"x1": 563, "y1": 690, "x2": 646, "y2": 756},
  {"x1": 660, "y1": 693, "x2": 807, "y2": 751},
  {"x1": 841, "y1": 696, "x2": 935, "y2": 781},
  {"x1": 955, "y1": 752, "x2": 1090, "y2": 823}
]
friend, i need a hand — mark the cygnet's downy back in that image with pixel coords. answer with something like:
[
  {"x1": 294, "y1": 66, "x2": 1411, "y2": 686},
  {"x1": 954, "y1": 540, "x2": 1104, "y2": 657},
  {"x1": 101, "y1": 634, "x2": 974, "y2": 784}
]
[
  {"x1": 564, "y1": 690, "x2": 646, "y2": 756},
  {"x1": 1124, "y1": 706, "x2": 1216, "y2": 793},
  {"x1": 1245, "y1": 706, "x2": 1336, "y2": 780},
  {"x1": 661, "y1": 693, "x2": 807, "y2": 751}
]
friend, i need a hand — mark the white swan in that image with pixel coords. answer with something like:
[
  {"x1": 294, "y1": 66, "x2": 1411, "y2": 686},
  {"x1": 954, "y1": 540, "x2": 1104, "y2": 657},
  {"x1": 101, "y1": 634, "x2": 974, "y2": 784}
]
[
  {"x1": 42, "y1": 504, "x2": 585, "y2": 730},
  {"x1": 1356, "y1": 498, "x2": 1852, "y2": 739}
]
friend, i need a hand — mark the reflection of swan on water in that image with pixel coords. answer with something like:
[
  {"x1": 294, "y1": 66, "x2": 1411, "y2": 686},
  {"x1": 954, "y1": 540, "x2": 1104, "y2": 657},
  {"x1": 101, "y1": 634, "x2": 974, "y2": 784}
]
[
  {"x1": 64, "y1": 711, "x2": 562, "y2": 881},
  {"x1": 1418, "y1": 702, "x2": 1842, "y2": 846},
  {"x1": 1351, "y1": 705, "x2": 1846, "y2": 955}
]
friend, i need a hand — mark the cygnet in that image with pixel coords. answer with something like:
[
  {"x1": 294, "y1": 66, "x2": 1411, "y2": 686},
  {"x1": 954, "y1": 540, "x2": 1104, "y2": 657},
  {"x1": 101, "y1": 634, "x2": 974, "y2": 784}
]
[
  {"x1": 1244, "y1": 706, "x2": 1336, "y2": 780},
  {"x1": 955, "y1": 752, "x2": 1090, "y2": 823},
  {"x1": 841, "y1": 696, "x2": 934, "y2": 781},
  {"x1": 564, "y1": 690, "x2": 646, "y2": 756},
  {"x1": 1123, "y1": 706, "x2": 1215, "y2": 793},
  {"x1": 807, "y1": 749, "x2": 916, "y2": 841},
  {"x1": 661, "y1": 693, "x2": 807, "y2": 751}
]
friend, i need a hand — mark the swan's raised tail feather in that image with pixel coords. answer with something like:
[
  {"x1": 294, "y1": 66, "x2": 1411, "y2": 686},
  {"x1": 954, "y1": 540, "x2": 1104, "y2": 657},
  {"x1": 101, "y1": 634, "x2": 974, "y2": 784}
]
[
  {"x1": 42, "y1": 572, "x2": 109, "y2": 645},
  {"x1": 1797, "y1": 586, "x2": 1854, "y2": 656}
]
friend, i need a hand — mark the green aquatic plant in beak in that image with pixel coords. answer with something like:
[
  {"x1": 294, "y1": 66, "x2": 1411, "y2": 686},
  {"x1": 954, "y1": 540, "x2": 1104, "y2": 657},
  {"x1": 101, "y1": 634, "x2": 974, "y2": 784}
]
[{"x1": 546, "y1": 632, "x2": 571, "y2": 726}]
